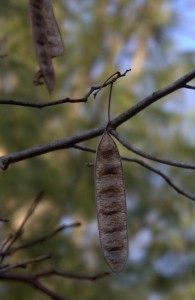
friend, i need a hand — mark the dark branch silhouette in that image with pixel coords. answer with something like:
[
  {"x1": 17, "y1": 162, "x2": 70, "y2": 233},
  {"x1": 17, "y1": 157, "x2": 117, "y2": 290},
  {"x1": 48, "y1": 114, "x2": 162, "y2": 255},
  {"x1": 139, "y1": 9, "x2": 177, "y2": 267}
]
[
  {"x1": 1, "y1": 69, "x2": 195, "y2": 171},
  {"x1": 72, "y1": 143, "x2": 195, "y2": 202},
  {"x1": 0, "y1": 254, "x2": 51, "y2": 273},
  {"x1": 121, "y1": 156, "x2": 195, "y2": 202},
  {"x1": 2, "y1": 223, "x2": 81, "y2": 256},
  {"x1": 0, "y1": 194, "x2": 108, "y2": 300},
  {"x1": 0, "y1": 69, "x2": 131, "y2": 108},
  {"x1": 110, "y1": 130, "x2": 195, "y2": 170},
  {"x1": 5, "y1": 192, "x2": 44, "y2": 252},
  {"x1": 1, "y1": 66, "x2": 195, "y2": 299},
  {"x1": 184, "y1": 84, "x2": 195, "y2": 90}
]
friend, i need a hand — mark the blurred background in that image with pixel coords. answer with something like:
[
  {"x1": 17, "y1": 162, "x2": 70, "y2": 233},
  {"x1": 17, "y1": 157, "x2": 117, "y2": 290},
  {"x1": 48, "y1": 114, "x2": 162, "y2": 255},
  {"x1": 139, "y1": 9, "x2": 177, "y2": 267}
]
[{"x1": 0, "y1": 0, "x2": 195, "y2": 299}]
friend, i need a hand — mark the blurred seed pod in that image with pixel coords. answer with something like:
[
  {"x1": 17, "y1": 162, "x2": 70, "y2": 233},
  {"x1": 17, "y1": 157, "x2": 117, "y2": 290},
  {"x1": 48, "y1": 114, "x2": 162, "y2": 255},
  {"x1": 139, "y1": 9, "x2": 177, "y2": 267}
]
[
  {"x1": 29, "y1": 0, "x2": 64, "y2": 92},
  {"x1": 43, "y1": 0, "x2": 64, "y2": 58}
]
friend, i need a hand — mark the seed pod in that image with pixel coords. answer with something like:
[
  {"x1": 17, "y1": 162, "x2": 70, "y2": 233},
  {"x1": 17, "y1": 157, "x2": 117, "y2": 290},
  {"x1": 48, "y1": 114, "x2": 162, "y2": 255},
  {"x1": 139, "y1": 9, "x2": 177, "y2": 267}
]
[
  {"x1": 43, "y1": 0, "x2": 64, "y2": 58},
  {"x1": 94, "y1": 131, "x2": 128, "y2": 273},
  {"x1": 29, "y1": 0, "x2": 55, "y2": 92}
]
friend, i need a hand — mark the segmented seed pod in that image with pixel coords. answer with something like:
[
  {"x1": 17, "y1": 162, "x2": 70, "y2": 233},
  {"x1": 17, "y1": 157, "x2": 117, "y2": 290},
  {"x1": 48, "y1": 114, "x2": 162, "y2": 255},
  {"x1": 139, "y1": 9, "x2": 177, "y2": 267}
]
[
  {"x1": 29, "y1": 0, "x2": 55, "y2": 92},
  {"x1": 43, "y1": 0, "x2": 64, "y2": 58},
  {"x1": 94, "y1": 131, "x2": 128, "y2": 273}
]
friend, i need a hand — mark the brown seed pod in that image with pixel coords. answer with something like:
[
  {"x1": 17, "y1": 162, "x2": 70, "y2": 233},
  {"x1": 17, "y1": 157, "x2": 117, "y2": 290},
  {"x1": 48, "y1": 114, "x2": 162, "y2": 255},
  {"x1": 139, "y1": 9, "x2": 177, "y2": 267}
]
[
  {"x1": 43, "y1": 0, "x2": 64, "y2": 58},
  {"x1": 29, "y1": 0, "x2": 55, "y2": 92},
  {"x1": 94, "y1": 131, "x2": 128, "y2": 273}
]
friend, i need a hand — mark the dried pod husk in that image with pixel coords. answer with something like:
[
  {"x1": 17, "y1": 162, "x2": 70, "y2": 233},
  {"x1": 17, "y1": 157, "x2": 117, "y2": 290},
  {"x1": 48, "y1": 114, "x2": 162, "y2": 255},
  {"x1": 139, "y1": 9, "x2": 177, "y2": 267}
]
[
  {"x1": 29, "y1": 0, "x2": 55, "y2": 92},
  {"x1": 43, "y1": 0, "x2": 64, "y2": 58},
  {"x1": 94, "y1": 131, "x2": 128, "y2": 273}
]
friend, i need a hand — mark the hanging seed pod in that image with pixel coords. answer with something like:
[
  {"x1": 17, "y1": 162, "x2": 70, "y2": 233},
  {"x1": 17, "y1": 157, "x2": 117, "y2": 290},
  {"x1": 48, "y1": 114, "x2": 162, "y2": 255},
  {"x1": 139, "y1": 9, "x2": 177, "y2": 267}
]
[
  {"x1": 94, "y1": 131, "x2": 128, "y2": 273},
  {"x1": 43, "y1": 0, "x2": 64, "y2": 58},
  {"x1": 29, "y1": 0, "x2": 55, "y2": 92}
]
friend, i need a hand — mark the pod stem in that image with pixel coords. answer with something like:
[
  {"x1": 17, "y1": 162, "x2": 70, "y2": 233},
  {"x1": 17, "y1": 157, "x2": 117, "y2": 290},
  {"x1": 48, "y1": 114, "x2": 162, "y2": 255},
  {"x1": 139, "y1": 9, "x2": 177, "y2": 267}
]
[{"x1": 107, "y1": 82, "x2": 113, "y2": 129}]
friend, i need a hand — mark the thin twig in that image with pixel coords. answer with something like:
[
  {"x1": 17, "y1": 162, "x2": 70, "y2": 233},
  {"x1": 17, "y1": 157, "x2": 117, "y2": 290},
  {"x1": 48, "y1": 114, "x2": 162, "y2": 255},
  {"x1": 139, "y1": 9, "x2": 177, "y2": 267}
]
[
  {"x1": 111, "y1": 130, "x2": 195, "y2": 170},
  {"x1": 109, "y1": 68, "x2": 195, "y2": 128},
  {"x1": 122, "y1": 156, "x2": 195, "y2": 202},
  {"x1": 93, "y1": 69, "x2": 130, "y2": 98},
  {"x1": 34, "y1": 269, "x2": 110, "y2": 281},
  {"x1": 0, "y1": 217, "x2": 9, "y2": 223},
  {"x1": 85, "y1": 162, "x2": 94, "y2": 167},
  {"x1": 72, "y1": 144, "x2": 96, "y2": 153},
  {"x1": 72, "y1": 144, "x2": 195, "y2": 201},
  {"x1": 0, "y1": 273, "x2": 67, "y2": 300},
  {"x1": 0, "y1": 70, "x2": 131, "y2": 109},
  {"x1": 0, "y1": 254, "x2": 51, "y2": 274},
  {"x1": 93, "y1": 71, "x2": 119, "y2": 99},
  {"x1": 32, "y1": 280, "x2": 66, "y2": 300},
  {"x1": 107, "y1": 82, "x2": 113, "y2": 125},
  {"x1": 0, "y1": 270, "x2": 110, "y2": 300},
  {"x1": 5, "y1": 192, "x2": 44, "y2": 252},
  {"x1": 0, "y1": 234, "x2": 13, "y2": 256},
  {"x1": 1, "y1": 222, "x2": 81, "y2": 256},
  {"x1": 184, "y1": 84, "x2": 195, "y2": 90}
]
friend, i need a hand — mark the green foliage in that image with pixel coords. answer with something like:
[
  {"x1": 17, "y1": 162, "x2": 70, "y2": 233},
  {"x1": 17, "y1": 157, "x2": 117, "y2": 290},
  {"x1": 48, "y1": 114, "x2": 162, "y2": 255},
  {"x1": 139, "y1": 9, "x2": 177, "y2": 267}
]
[{"x1": 0, "y1": 1, "x2": 195, "y2": 299}]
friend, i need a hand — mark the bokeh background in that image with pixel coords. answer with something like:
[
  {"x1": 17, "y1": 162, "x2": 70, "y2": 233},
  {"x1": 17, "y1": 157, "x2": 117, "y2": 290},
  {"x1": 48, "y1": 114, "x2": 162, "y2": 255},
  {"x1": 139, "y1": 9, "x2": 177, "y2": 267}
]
[{"x1": 1, "y1": 1, "x2": 195, "y2": 299}]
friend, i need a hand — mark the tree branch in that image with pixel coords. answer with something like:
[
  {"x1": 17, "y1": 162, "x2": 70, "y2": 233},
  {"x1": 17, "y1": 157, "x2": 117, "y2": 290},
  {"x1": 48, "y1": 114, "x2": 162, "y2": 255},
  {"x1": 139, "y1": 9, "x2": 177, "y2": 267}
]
[
  {"x1": 109, "y1": 68, "x2": 195, "y2": 128},
  {"x1": 111, "y1": 130, "x2": 195, "y2": 170},
  {"x1": 0, "y1": 269, "x2": 110, "y2": 300},
  {"x1": 1, "y1": 68, "x2": 194, "y2": 299},
  {"x1": 34, "y1": 269, "x2": 110, "y2": 281},
  {"x1": 184, "y1": 84, "x2": 195, "y2": 90},
  {"x1": 72, "y1": 143, "x2": 195, "y2": 201},
  {"x1": 0, "y1": 272, "x2": 67, "y2": 300},
  {"x1": 0, "y1": 69, "x2": 131, "y2": 108},
  {"x1": 1, "y1": 69, "x2": 195, "y2": 170},
  {"x1": 122, "y1": 156, "x2": 195, "y2": 202},
  {"x1": 0, "y1": 217, "x2": 9, "y2": 223},
  {"x1": 0, "y1": 206, "x2": 83, "y2": 300},
  {"x1": 0, "y1": 270, "x2": 111, "y2": 300},
  {"x1": 0, "y1": 254, "x2": 51, "y2": 273},
  {"x1": 0, "y1": 126, "x2": 105, "y2": 170},
  {"x1": 72, "y1": 144, "x2": 96, "y2": 153},
  {"x1": 4, "y1": 192, "x2": 44, "y2": 254},
  {"x1": 3, "y1": 222, "x2": 81, "y2": 256}
]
